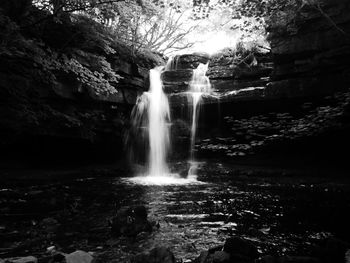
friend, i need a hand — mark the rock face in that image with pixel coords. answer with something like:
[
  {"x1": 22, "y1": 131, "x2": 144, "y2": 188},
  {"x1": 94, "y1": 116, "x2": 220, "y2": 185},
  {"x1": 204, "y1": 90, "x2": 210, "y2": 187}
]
[
  {"x1": 167, "y1": 0, "x2": 350, "y2": 165},
  {"x1": 162, "y1": 52, "x2": 272, "y2": 100},
  {"x1": 208, "y1": 52, "x2": 272, "y2": 94},
  {"x1": 0, "y1": 4, "x2": 163, "y2": 165},
  {"x1": 267, "y1": 0, "x2": 350, "y2": 98},
  {"x1": 164, "y1": 0, "x2": 350, "y2": 104}
]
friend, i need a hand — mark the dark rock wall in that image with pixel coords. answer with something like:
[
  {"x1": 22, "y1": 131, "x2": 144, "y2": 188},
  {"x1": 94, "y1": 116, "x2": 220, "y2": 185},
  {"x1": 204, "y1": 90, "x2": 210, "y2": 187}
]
[
  {"x1": 0, "y1": 5, "x2": 164, "y2": 167},
  {"x1": 267, "y1": 0, "x2": 350, "y2": 98},
  {"x1": 164, "y1": 0, "x2": 350, "y2": 168}
]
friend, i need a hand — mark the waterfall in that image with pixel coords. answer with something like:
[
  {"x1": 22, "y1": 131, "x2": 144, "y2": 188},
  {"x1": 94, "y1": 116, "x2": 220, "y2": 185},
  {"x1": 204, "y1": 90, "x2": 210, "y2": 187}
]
[
  {"x1": 148, "y1": 67, "x2": 171, "y2": 177},
  {"x1": 165, "y1": 55, "x2": 180, "y2": 71},
  {"x1": 129, "y1": 67, "x2": 170, "y2": 177},
  {"x1": 128, "y1": 60, "x2": 210, "y2": 184},
  {"x1": 187, "y1": 63, "x2": 211, "y2": 175}
]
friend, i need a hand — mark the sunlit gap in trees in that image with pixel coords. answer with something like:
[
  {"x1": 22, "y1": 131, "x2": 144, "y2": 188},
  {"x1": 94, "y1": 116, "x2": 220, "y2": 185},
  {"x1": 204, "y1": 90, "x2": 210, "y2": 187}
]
[
  {"x1": 160, "y1": 0, "x2": 270, "y2": 55},
  {"x1": 32, "y1": 0, "x2": 270, "y2": 56}
]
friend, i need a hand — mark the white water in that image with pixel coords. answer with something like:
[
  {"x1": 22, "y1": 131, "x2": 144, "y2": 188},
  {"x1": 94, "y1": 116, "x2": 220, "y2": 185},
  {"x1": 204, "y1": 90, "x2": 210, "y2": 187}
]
[
  {"x1": 128, "y1": 62, "x2": 211, "y2": 185},
  {"x1": 165, "y1": 56, "x2": 180, "y2": 71},
  {"x1": 129, "y1": 67, "x2": 171, "y2": 178},
  {"x1": 127, "y1": 174, "x2": 202, "y2": 186},
  {"x1": 148, "y1": 67, "x2": 171, "y2": 177},
  {"x1": 188, "y1": 63, "x2": 211, "y2": 175}
]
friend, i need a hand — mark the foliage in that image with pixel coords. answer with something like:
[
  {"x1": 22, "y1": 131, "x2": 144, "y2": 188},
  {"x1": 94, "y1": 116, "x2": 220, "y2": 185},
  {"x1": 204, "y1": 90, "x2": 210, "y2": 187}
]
[
  {"x1": 29, "y1": 0, "x2": 197, "y2": 54},
  {"x1": 0, "y1": 11, "x2": 121, "y2": 97},
  {"x1": 69, "y1": 15, "x2": 117, "y2": 55},
  {"x1": 199, "y1": 91, "x2": 350, "y2": 157},
  {"x1": 210, "y1": 40, "x2": 267, "y2": 69}
]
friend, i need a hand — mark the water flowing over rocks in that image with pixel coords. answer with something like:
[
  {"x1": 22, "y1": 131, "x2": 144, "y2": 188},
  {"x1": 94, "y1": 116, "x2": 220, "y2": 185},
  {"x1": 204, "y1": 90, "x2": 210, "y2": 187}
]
[
  {"x1": 165, "y1": 0, "x2": 350, "y2": 166},
  {"x1": 162, "y1": 51, "x2": 273, "y2": 103}
]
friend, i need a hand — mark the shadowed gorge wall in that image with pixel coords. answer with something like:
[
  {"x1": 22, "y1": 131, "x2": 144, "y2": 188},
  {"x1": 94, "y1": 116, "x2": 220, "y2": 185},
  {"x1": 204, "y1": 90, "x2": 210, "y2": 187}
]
[
  {"x1": 1, "y1": 0, "x2": 350, "y2": 169},
  {"x1": 0, "y1": 3, "x2": 164, "y2": 167},
  {"x1": 163, "y1": 0, "x2": 350, "y2": 168}
]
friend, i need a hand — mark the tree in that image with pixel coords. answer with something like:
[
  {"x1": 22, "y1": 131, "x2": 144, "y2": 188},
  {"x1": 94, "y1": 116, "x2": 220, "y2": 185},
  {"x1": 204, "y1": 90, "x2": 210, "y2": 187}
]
[
  {"x1": 111, "y1": 0, "x2": 198, "y2": 54},
  {"x1": 28, "y1": 0, "x2": 198, "y2": 54}
]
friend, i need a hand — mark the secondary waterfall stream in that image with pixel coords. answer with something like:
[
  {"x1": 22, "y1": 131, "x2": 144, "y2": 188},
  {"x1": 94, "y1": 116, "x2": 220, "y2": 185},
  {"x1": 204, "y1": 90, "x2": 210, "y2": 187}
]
[{"x1": 187, "y1": 63, "x2": 211, "y2": 175}]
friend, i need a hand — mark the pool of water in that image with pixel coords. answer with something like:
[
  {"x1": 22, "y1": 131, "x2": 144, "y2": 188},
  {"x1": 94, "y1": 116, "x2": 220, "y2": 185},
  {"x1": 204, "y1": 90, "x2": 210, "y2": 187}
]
[{"x1": 1, "y1": 162, "x2": 350, "y2": 262}]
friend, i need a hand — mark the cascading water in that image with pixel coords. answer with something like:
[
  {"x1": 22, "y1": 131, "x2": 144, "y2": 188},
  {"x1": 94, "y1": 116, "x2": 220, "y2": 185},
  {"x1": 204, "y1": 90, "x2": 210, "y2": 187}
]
[
  {"x1": 165, "y1": 55, "x2": 180, "y2": 71},
  {"x1": 148, "y1": 68, "x2": 171, "y2": 177},
  {"x1": 129, "y1": 67, "x2": 170, "y2": 178},
  {"x1": 128, "y1": 61, "x2": 210, "y2": 185},
  {"x1": 187, "y1": 63, "x2": 211, "y2": 175}
]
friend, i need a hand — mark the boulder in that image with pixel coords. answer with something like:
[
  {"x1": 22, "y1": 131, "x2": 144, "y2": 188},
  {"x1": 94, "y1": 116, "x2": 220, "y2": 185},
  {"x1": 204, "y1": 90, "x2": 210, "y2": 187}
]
[
  {"x1": 111, "y1": 205, "x2": 152, "y2": 237},
  {"x1": 131, "y1": 247, "x2": 175, "y2": 263},
  {"x1": 223, "y1": 237, "x2": 259, "y2": 262},
  {"x1": 65, "y1": 251, "x2": 94, "y2": 263},
  {"x1": 194, "y1": 237, "x2": 258, "y2": 263}
]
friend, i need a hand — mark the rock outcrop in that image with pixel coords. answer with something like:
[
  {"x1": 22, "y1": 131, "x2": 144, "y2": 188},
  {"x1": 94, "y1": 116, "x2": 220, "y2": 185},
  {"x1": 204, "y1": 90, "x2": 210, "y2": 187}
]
[
  {"x1": 166, "y1": 0, "x2": 350, "y2": 165},
  {"x1": 162, "y1": 51, "x2": 273, "y2": 103},
  {"x1": 111, "y1": 205, "x2": 153, "y2": 237},
  {"x1": 0, "y1": 4, "x2": 163, "y2": 165},
  {"x1": 267, "y1": 0, "x2": 350, "y2": 98}
]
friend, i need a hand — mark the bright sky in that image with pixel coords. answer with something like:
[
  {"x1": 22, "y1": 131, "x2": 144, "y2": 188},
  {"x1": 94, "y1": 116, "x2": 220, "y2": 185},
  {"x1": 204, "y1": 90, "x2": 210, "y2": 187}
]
[
  {"x1": 186, "y1": 30, "x2": 241, "y2": 55},
  {"x1": 164, "y1": 4, "x2": 268, "y2": 56}
]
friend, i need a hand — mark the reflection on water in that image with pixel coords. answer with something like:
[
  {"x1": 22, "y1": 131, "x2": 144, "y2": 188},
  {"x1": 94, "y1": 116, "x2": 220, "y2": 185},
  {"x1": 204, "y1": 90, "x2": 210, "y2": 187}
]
[{"x1": 1, "y1": 162, "x2": 350, "y2": 262}]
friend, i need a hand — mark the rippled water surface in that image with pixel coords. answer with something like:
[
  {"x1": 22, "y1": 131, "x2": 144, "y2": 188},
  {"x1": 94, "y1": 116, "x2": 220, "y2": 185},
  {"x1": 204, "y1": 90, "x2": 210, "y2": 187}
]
[{"x1": 1, "y1": 162, "x2": 350, "y2": 262}]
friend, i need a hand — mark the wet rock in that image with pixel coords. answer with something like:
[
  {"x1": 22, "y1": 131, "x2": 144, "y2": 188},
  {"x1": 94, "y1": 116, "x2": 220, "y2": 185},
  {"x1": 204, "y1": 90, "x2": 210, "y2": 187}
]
[
  {"x1": 223, "y1": 237, "x2": 259, "y2": 262},
  {"x1": 170, "y1": 53, "x2": 210, "y2": 70},
  {"x1": 65, "y1": 250, "x2": 93, "y2": 263},
  {"x1": 194, "y1": 237, "x2": 258, "y2": 263},
  {"x1": 212, "y1": 251, "x2": 231, "y2": 263},
  {"x1": 161, "y1": 69, "x2": 193, "y2": 93},
  {"x1": 40, "y1": 218, "x2": 60, "y2": 234},
  {"x1": 194, "y1": 251, "x2": 211, "y2": 263},
  {"x1": 111, "y1": 205, "x2": 152, "y2": 237},
  {"x1": 49, "y1": 253, "x2": 66, "y2": 263},
  {"x1": 131, "y1": 247, "x2": 175, "y2": 263},
  {"x1": 194, "y1": 246, "x2": 223, "y2": 263},
  {"x1": 2, "y1": 256, "x2": 38, "y2": 263}
]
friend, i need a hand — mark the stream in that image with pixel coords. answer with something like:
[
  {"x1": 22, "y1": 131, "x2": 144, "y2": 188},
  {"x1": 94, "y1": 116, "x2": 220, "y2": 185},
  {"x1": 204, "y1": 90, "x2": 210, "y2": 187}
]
[{"x1": 1, "y1": 162, "x2": 350, "y2": 262}]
